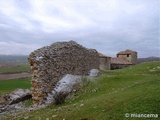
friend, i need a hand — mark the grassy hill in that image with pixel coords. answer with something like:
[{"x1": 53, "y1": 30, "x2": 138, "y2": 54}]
[
  {"x1": 0, "y1": 63, "x2": 30, "y2": 73},
  {"x1": 1, "y1": 62, "x2": 160, "y2": 120},
  {"x1": 0, "y1": 55, "x2": 30, "y2": 73}
]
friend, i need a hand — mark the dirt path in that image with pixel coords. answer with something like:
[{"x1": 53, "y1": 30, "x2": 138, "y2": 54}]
[{"x1": 0, "y1": 72, "x2": 31, "y2": 81}]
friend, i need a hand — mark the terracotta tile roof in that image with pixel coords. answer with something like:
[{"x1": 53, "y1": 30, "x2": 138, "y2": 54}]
[
  {"x1": 99, "y1": 52, "x2": 111, "y2": 58},
  {"x1": 117, "y1": 49, "x2": 137, "y2": 55},
  {"x1": 111, "y1": 58, "x2": 132, "y2": 65}
]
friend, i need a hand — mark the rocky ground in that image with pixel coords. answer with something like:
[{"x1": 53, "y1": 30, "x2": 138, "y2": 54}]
[{"x1": 0, "y1": 69, "x2": 100, "y2": 119}]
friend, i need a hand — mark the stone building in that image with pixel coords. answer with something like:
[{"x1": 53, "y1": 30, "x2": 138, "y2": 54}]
[
  {"x1": 117, "y1": 49, "x2": 137, "y2": 65},
  {"x1": 111, "y1": 57, "x2": 132, "y2": 70},
  {"x1": 99, "y1": 53, "x2": 111, "y2": 70},
  {"x1": 111, "y1": 49, "x2": 137, "y2": 70}
]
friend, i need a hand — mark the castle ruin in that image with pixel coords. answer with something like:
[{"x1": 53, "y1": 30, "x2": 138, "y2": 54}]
[{"x1": 28, "y1": 41, "x2": 99, "y2": 105}]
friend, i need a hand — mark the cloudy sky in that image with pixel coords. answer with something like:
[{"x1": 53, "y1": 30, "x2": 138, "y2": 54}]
[{"x1": 0, "y1": 0, "x2": 159, "y2": 57}]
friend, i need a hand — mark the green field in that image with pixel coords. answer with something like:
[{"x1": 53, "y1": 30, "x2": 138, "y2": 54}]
[
  {"x1": 0, "y1": 62, "x2": 31, "y2": 95},
  {"x1": 0, "y1": 78, "x2": 31, "y2": 95},
  {"x1": 0, "y1": 63, "x2": 30, "y2": 73},
  {"x1": 1, "y1": 62, "x2": 160, "y2": 120}
]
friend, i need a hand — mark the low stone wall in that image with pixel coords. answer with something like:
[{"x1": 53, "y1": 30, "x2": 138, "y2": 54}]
[
  {"x1": 111, "y1": 64, "x2": 131, "y2": 70},
  {"x1": 28, "y1": 41, "x2": 99, "y2": 105},
  {"x1": 99, "y1": 57, "x2": 111, "y2": 70}
]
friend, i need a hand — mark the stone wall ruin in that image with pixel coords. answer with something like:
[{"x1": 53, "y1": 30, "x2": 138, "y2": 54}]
[{"x1": 28, "y1": 41, "x2": 99, "y2": 105}]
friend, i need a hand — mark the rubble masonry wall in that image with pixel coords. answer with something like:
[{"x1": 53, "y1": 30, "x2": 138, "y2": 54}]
[{"x1": 28, "y1": 41, "x2": 99, "y2": 105}]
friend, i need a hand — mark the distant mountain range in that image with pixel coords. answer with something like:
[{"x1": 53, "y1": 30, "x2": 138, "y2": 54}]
[
  {"x1": 137, "y1": 56, "x2": 160, "y2": 64},
  {"x1": 0, "y1": 55, "x2": 28, "y2": 62}
]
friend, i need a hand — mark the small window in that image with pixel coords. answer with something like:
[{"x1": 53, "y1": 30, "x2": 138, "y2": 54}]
[{"x1": 127, "y1": 54, "x2": 129, "y2": 57}]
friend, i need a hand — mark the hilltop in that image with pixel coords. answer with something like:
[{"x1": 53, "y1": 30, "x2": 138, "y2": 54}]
[
  {"x1": 0, "y1": 61, "x2": 159, "y2": 120},
  {"x1": 138, "y1": 57, "x2": 160, "y2": 64}
]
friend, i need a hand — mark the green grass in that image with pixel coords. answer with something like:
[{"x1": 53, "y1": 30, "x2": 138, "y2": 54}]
[
  {"x1": 0, "y1": 78, "x2": 31, "y2": 95},
  {"x1": 1, "y1": 62, "x2": 160, "y2": 120},
  {"x1": 0, "y1": 63, "x2": 30, "y2": 73}
]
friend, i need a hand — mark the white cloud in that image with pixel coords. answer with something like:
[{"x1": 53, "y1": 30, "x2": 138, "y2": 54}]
[
  {"x1": 0, "y1": 0, "x2": 159, "y2": 57},
  {"x1": 0, "y1": 41, "x2": 41, "y2": 55},
  {"x1": 28, "y1": 0, "x2": 95, "y2": 32},
  {"x1": 0, "y1": 0, "x2": 35, "y2": 31}
]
